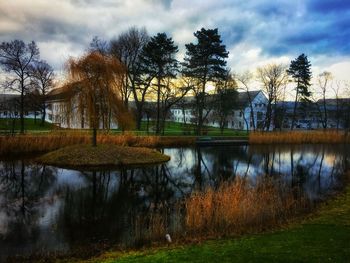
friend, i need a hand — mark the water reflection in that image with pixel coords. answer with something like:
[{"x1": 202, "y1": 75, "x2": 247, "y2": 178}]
[{"x1": 0, "y1": 145, "x2": 349, "y2": 260}]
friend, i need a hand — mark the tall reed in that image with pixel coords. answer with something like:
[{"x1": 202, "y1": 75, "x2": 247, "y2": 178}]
[
  {"x1": 185, "y1": 176, "x2": 310, "y2": 237},
  {"x1": 249, "y1": 131, "x2": 350, "y2": 144},
  {"x1": 0, "y1": 133, "x2": 196, "y2": 156}
]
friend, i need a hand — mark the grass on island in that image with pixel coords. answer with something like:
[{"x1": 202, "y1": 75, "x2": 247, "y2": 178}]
[
  {"x1": 38, "y1": 144, "x2": 170, "y2": 169},
  {"x1": 250, "y1": 130, "x2": 350, "y2": 144},
  {"x1": 83, "y1": 177, "x2": 350, "y2": 263}
]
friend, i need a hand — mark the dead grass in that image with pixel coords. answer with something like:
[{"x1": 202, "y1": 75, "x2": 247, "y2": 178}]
[
  {"x1": 38, "y1": 144, "x2": 170, "y2": 169},
  {"x1": 249, "y1": 131, "x2": 350, "y2": 144},
  {"x1": 0, "y1": 132, "x2": 196, "y2": 156},
  {"x1": 184, "y1": 176, "x2": 310, "y2": 237}
]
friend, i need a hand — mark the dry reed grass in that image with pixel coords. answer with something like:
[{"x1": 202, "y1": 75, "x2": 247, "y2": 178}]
[
  {"x1": 185, "y1": 177, "x2": 310, "y2": 236},
  {"x1": 0, "y1": 133, "x2": 196, "y2": 156},
  {"x1": 249, "y1": 131, "x2": 350, "y2": 144}
]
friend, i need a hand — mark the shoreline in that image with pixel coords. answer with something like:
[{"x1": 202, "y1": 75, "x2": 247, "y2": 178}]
[
  {"x1": 76, "y1": 173, "x2": 350, "y2": 263},
  {"x1": 1, "y1": 131, "x2": 349, "y2": 157}
]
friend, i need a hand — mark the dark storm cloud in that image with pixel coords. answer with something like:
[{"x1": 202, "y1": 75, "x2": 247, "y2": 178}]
[
  {"x1": 0, "y1": 0, "x2": 349, "y2": 72},
  {"x1": 237, "y1": 0, "x2": 350, "y2": 57},
  {"x1": 221, "y1": 22, "x2": 250, "y2": 46}
]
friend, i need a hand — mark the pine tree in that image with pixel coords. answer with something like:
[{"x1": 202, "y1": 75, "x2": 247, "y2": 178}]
[
  {"x1": 287, "y1": 53, "x2": 312, "y2": 130},
  {"x1": 140, "y1": 33, "x2": 178, "y2": 134},
  {"x1": 182, "y1": 28, "x2": 229, "y2": 135}
]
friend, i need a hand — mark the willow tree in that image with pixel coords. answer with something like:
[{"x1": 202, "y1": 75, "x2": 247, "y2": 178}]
[{"x1": 65, "y1": 52, "x2": 131, "y2": 146}]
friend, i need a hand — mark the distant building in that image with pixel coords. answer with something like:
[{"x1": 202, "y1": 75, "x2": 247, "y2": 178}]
[
  {"x1": 45, "y1": 86, "x2": 119, "y2": 129},
  {"x1": 277, "y1": 99, "x2": 350, "y2": 130},
  {"x1": 0, "y1": 94, "x2": 40, "y2": 120},
  {"x1": 170, "y1": 90, "x2": 268, "y2": 131},
  {"x1": 1, "y1": 89, "x2": 349, "y2": 131}
]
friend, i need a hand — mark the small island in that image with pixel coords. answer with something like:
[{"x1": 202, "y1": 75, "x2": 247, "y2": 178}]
[{"x1": 38, "y1": 144, "x2": 170, "y2": 169}]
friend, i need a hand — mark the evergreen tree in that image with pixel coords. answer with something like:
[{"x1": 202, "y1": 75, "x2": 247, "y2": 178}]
[
  {"x1": 140, "y1": 33, "x2": 178, "y2": 134},
  {"x1": 182, "y1": 28, "x2": 229, "y2": 135},
  {"x1": 287, "y1": 53, "x2": 312, "y2": 130}
]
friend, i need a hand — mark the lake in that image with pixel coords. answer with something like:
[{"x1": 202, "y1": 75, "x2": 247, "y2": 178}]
[{"x1": 0, "y1": 144, "x2": 349, "y2": 261}]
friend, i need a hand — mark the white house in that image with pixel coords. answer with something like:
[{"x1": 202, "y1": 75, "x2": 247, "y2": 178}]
[
  {"x1": 169, "y1": 90, "x2": 268, "y2": 131},
  {"x1": 46, "y1": 87, "x2": 119, "y2": 129}
]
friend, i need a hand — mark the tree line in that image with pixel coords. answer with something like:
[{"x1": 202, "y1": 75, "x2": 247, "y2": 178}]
[{"x1": 1, "y1": 27, "x2": 349, "y2": 136}]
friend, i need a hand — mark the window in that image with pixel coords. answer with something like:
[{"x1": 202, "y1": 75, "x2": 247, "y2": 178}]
[
  {"x1": 239, "y1": 121, "x2": 242, "y2": 128},
  {"x1": 3, "y1": 111, "x2": 7, "y2": 116},
  {"x1": 239, "y1": 111, "x2": 243, "y2": 117}
]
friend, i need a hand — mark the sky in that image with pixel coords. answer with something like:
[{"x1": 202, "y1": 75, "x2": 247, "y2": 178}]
[{"x1": 0, "y1": 0, "x2": 349, "y2": 91}]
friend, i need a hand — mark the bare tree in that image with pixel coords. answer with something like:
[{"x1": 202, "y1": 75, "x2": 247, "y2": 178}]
[
  {"x1": 110, "y1": 27, "x2": 150, "y2": 129},
  {"x1": 158, "y1": 76, "x2": 191, "y2": 134},
  {"x1": 317, "y1": 71, "x2": 333, "y2": 129},
  {"x1": 30, "y1": 60, "x2": 55, "y2": 125},
  {"x1": 0, "y1": 40, "x2": 39, "y2": 133},
  {"x1": 89, "y1": 36, "x2": 109, "y2": 55},
  {"x1": 256, "y1": 63, "x2": 288, "y2": 131},
  {"x1": 235, "y1": 71, "x2": 256, "y2": 131},
  {"x1": 333, "y1": 80, "x2": 343, "y2": 130}
]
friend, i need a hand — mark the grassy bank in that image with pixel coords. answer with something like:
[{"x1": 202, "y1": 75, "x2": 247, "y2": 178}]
[
  {"x1": 0, "y1": 133, "x2": 196, "y2": 156},
  {"x1": 38, "y1": 144, "x2": 170, "y2": 169},
  {"x1": 250, "y1": 130, "x2": 350, "y2": 144},
  {"x1": 81, "y1": 179, "x2": 350, "y2": 263},
  {"x1": 0, "y1": 118, "x2": 55, "y2": 131}
]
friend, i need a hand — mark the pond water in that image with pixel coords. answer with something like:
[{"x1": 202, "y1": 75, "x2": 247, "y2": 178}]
[{"x1": 0, "y1": 145, "x2": 349, "y2": 261}]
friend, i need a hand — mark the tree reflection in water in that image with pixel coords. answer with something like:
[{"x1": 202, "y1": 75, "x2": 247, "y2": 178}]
[{"x1": 0, "y1": 144, "x2": 349, "y2": 260}]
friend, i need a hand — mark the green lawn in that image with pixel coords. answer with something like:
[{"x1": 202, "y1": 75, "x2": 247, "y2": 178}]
[
  {"x1": 0, "y1": 118, "x2": 247, "y2": 137},
  {"x1": 90, "y1": 184, "x2": 350, "y2": 263},
  {"x1": 0, "y1": 118, "x2": 55, "y2": 132},
  {"x1": 114, "y1": 121, "x2": 248, "y2": 137}
]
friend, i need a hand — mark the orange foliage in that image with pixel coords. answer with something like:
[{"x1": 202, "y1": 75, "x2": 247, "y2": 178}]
[{"x1": 185, "y1": 177, "x2": 310, "y2": 236}]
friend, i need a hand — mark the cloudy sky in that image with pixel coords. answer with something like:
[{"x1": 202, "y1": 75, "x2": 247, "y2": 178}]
[{"x1": 0, "y1": 0, "x2": 349, "y2": 84}]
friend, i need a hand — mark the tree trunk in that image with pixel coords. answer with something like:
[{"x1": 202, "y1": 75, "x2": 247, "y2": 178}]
[
  {"x1": 136, "y1": 107, "x2": 143, "y2": 130},
  {"x1": 20, "y1": 87, "x2": 25, "y2": 134},
  {"x1": 41, "y1": 102, "x2": 46, "y2": 126},
  {"x1": 34, "y1": 111, "x2": 37, "y2": 124},
  {"x1": 146, "y1": 115, "x2": 150, "y2": 135},
  {"x1": 291, "y1": 80, "x2": 299, "y2": 130},
  {"x1": 156, "y1": 77, "x2": 161, "y2": 134},
  {"x1": 92, "y1": 128, "x2": 97, "y2": 147},
  {"x1": 323, "y1": 93, "x2": 327, "y2": 129}
]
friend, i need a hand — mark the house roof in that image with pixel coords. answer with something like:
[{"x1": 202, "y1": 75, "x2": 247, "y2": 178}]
[
  {"x1": 47, "y1": 82, "x2": 81, "y2": 101},
  {"x1": 0, "y1": 94, "x2": 20, "y2": 102},
  {"x1": 236, "y1": 90, "x2": 261, "y2": 108}
]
